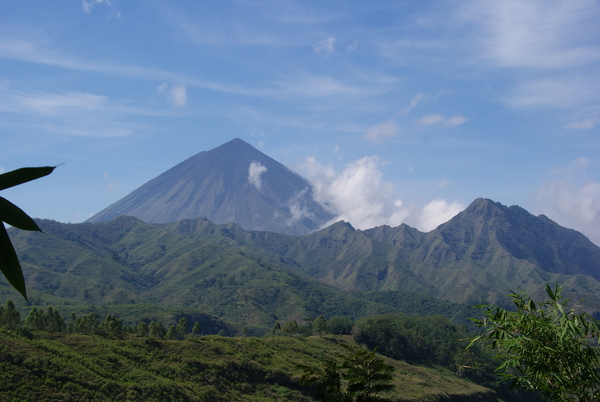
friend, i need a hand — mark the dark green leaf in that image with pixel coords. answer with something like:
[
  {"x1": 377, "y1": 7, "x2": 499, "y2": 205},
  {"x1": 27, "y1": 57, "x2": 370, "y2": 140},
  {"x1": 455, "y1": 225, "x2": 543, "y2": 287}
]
[
  {"x1": 0, "y1": 223, "x2": 27, "y2": 300},
  {"x1": 0, "y1": 197, "x2": 42, "y2": 232},
  {"x1": 0, "y1": 166, "x2": 56, "y2": 191}
]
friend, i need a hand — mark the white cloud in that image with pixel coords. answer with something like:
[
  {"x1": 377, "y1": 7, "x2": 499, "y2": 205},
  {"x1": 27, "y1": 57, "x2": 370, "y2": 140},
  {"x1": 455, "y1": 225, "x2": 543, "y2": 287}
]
[
  {"x1": 82, "y1": 0, "x2": 121, "y2": 18},
  {"x1": 419, "y1": 114, "x2": 444, "y2": 126},
  {"x1": 417, "y1": 199, "x2": 465, "y2": 232},
  {"x1": 566, "y1": 118, "x2": 600, "y2": 130},
  {"x1": 298, "y1": 155, "x2": 464, "y2": 231},
  {"x1": 418, "y1": 114, "x2": 467, "y2": 126},
  {"x1": 157, "y1": 83, "x2": 187, "y2": 107},
  {"x1": 314, "y1": 37, "x2": 336, "y2": 57},
  {"x1": 82, "y1": 0, "x2": 103, "y2": 14},
  {"x1": 461, "y1": 0, "x2": 600, "y2": 69},
  {"x1": 156, "y1": 83, "x2": 168, "y2": 94},
  {"x1": 248, "y1": 161, "x2": 267, "y2": 189},
  {"x1": 347, "y1": 40, "x2": 358, "y2": 51},
  {"x1": 285, "y1": 188, "x2": 315, "y2": 226},
  {"x1": 299, "y1": 155, "x2": 407, "y2": 229},
  {"x1": 169, "y1": 85, "x2": 187, "y2": 107},
  {"x1": 532, "y1": 158, "x2": 600, "y2": 246},
  {"x1": 445, "y1": 115, "x2": 468, "y2": 126},
  {"x1": 396, "y1": 93, "x2": 428, "y2": 116},
  {"x1": 365, "y1": 120, "x2": 397, "y2": 142}
]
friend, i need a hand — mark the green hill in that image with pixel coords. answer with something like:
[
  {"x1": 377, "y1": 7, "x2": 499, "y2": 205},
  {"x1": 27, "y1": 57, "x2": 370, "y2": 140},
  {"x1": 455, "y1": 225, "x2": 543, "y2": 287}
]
[
  {"x1": 0, "y1": 329, "x2": 496, "y2": 402},
  {"x1": 4, "y1": 216, "x2": 492, "y2": 334}
]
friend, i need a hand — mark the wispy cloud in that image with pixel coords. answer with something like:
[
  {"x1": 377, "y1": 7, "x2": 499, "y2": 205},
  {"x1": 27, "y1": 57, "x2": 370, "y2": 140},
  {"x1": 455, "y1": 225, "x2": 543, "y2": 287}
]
[
  {"x1": 0, "y1": 38, "x2": 252, "y2": 95},
  {"x1": 566, "y1": 118, "x2": 600, "y2": 130},
  {"x1": 271, "y1": 74, "x2": 361, "y2": 98},
  {"x1": 460, "y1": 0, "x2": 600, "y2": 69},
  {"x1": 177, "y1": 19, "x2": 285, "y2": 47},
  {"x1": 0, "y1": 90, "x2": 108, "y2": 115},
  {"x1": 532, "y1": 157, "x2": 600, "y2": 246},
  {"x1": 314, "y1": 37, "x2": 336, "y2": 57},
  {"x1": 82, "y1": 0, "x2": 121, "y2": 18},
  {"x1": 157, "y1": 83, "x2": 187, "y2": 107},
  {"x1": 0, "y1": 37, "x2": 379, "y2": 101},
  {"x1": 103, "y1": 172, "x2": 118, "y2": 191},
  {"x1": 364, "y1": 120, "x2": 397, "y2": 142},
  {"x1": 418, "y1": 114, "x2": 467, "y2": 127},
  {"x1": 504, "y1": 75, "x2": 599, "y2": 109},
  {"x1": 0, "y1": 88, "x2": 161, "y2": 137},
  {"x1": 396, "y1": 94, "x2": 428, "y2": 116},
  {"x1": 285, "y1": 188, "x2": 315, "y2": 226}
]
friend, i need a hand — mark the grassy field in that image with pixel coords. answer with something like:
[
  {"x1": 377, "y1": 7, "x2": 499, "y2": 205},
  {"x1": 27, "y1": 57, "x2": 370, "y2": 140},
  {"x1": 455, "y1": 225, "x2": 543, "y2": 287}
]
[{"x1": 0, "y1": 329, "x2": 495, "y2": 402}]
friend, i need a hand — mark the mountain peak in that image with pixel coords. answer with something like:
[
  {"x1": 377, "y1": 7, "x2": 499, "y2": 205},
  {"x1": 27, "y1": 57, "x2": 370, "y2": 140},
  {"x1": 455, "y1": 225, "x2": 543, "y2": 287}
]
[
  {"x1": 427, "y1": 197, "x2": 600, "y2": 279},
  {"x1": 86, "y1": 139, "x2": 334, "y2": 235}
]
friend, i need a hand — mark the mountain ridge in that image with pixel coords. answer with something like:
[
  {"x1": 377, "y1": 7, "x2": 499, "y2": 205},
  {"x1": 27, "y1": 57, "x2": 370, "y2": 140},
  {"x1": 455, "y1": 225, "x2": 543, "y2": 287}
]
[{"x1": 7, "y1": 197, "x2": 600, "y2": 325}]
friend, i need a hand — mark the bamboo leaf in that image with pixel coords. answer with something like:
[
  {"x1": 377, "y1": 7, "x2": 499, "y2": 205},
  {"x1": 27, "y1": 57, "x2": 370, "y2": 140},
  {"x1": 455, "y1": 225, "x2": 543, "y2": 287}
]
[
  {"x1": 0, "y1": 166, "x2": 56, "y2": 191},
  {"x1": 0, "y1": 197, "x2": 42, "y2": 232},
  {"x1": 0, "y1": 223, "x2": 27, "y2": 300}
]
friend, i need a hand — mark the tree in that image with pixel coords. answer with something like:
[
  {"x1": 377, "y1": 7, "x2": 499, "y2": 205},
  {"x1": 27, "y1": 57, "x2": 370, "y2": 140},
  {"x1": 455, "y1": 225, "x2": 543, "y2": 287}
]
[
  {"x1": 242, "y1": 325, "x2": 248, "y2": 336},
  {"x1": 329, "y1": 316, "x2": 353, "y2": 335},
  {"x1": 340, "y1": 343, "x2": 395, "y2": 401},
  {"x1": 192, "y1": 322, "x2": 202, "y2": 335},
  {"x1": 0, "y1": 299, "x2": 21, "y2": 330},
  {"x1": 177, "y1": 317, "x2": 188, "y2": 338},
  {"x1": 281, "y1": 320, "x2": 299, "y2": 335},
  {"x1": 314, "y1": 315, "x2": 327, "y2": 337},
  {"x1": 102, "y1": 314, "x2": 123, "y2": 337},
  {"x1": 467, "y1": 283, "x2": 600, "y2": 402},
  {"x1": 149, "y1": 320, "x2": 166, "y2": 339},
  {"x1": 298, "y1": 358, "x2": 348, "y2": 402},
  {"x1": 0, "y1": 166, "x2": 55, "y2": 300},
  {"x1": 165, "y1": 325, "x2": 177, "y2": 340},
  {"x1": 137, "y1": 321, "x2": 149, "y2": 337},
  {"x1": 271, "y1": 321, "x2": 281, "y2": 335},
  {"x1": 298, "y1": 342, "x2": 395, "y2": 402},
  {"x1": 67, "y1": 312, "x2": 77, "y2": 333}
]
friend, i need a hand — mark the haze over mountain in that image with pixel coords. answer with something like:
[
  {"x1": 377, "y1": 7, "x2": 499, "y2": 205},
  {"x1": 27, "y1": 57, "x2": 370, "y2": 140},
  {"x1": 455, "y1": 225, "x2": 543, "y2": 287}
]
[{"x1": 87, "y1": 138, "x2": 334, "y2": 235}]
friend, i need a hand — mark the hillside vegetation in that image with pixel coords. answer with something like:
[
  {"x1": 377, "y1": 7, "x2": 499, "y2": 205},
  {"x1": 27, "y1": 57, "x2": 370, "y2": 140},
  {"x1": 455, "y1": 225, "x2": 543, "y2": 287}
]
[
  {"x1": 3, "y1": 216, "x2": 482, "y2": 332},
  {"x1": 0, "y1": 328, "x2": 496, "y2": 402}
]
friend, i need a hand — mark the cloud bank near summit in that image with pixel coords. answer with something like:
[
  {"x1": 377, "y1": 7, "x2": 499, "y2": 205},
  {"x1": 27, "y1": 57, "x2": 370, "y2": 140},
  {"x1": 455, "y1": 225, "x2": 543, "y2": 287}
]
[{"x1": 298, "y1": 155, "x2": 465, "y2": 232}]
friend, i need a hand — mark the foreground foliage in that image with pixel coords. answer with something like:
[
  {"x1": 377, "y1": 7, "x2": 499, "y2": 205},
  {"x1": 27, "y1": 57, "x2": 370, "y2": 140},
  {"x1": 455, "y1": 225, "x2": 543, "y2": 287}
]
[
  {"x1": 467, "y1": 283, "x2": 600, "y2": 402},
  {"x1": 297, "y1": 343, "x2": 395, "y2": 402},
  {"x1": 0, "y1": 166, "x2": 55, "y2": 299}
]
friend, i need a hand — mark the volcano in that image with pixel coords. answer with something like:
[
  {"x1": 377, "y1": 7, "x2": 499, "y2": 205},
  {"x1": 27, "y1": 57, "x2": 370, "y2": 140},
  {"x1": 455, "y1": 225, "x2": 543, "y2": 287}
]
[{"x1": 86, "y1": 138, "x2": 335, "y2": 235}]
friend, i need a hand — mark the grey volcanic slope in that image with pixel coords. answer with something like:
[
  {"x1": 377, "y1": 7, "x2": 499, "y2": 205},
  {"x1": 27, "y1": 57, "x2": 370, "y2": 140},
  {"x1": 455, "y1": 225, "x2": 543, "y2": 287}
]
[{"x1": 87, "y1": 138, "x2": 334, "y2": 235}]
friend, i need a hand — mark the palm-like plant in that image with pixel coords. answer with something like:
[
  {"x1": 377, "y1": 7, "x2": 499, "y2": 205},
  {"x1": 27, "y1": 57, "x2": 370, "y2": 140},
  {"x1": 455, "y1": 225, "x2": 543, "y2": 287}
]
[{"x1": 0, "y1": 166, "x2": 55, "y2": 300}]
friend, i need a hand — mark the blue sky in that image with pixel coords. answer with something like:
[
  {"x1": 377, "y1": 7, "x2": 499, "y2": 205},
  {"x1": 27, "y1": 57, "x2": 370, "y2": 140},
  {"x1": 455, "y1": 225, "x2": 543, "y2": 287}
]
[{"x1": 1, "y1": 1, "x2": 599, "y2": 244}]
